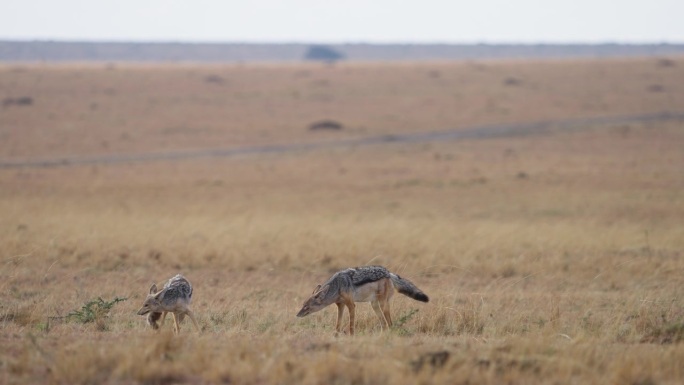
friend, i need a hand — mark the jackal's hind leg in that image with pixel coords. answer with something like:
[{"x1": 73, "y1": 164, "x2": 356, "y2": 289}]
[
  {"x1": 371, "y1": 300, "x2": 390, "y2": 330},
  {"x1": 381, "y1": 278, "x2": 394, "y2": 327},
  {"x1": 186, "y1": 310, "x2": 201, "y2": 333},
  {"x1": 172, "y1": 312, "x2": 181, "y2": 334},
  {"x1": 381, "y1": 300, "x2": 393, "y2": 328}
]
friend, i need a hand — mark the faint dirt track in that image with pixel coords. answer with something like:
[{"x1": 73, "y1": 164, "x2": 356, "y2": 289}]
[{"x1": 2, "y1": 111, "x2": 683, "y2": 169}]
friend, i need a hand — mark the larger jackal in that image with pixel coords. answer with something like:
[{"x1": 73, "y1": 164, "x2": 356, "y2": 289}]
[
  {"x1": 296, "y1": 265, "x2": 429, "y2": 335},
  {"x1": 136, "y1": 274, "x2": 200, "y2": 334}
]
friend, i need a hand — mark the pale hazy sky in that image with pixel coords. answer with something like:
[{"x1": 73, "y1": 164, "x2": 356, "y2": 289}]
[{"x1": 2, "y1": 0, "x2": 682, "y2": 43}]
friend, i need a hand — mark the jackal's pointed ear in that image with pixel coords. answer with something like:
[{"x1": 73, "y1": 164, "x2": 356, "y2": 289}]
[
  {"x1": 312, "y1": 284, "x2": 322, "y2": 295},
  {"x1": 149, "y1": 283, "x2": 158, "y2": 295},
  {"x1": 316, "y1": 285, "x2": 330, "y2": 298}
]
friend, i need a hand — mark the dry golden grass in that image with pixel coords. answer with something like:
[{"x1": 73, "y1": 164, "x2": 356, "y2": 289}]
[
  {"x1": 2, "y1": 57, "x2": 683, "y2": 158},
  {"x1": 1, "y1": 58, "x2": 684, "y2": 384}
]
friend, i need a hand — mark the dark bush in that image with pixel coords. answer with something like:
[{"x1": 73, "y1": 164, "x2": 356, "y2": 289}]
[
  {"x1": 304, "y1": 45, "x2": 344, "y2": 62},
  {"x1": 3, "y1": 96, "x2": 33, "y2": 106},
  {"x1": 308, "y1": 120, "x2": 343, "y2": 131}
]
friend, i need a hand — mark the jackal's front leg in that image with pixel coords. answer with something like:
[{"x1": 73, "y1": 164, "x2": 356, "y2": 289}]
[
  {"x1": 346, "y1": 301, "x2": 356, "y2": 336},
  {"x1": 335, "y1": 303, "x2": 345, "y2": 335}
]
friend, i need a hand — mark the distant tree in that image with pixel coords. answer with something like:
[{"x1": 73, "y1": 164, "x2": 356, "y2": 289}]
[{"x1": 304, "y1": 45, "x2": 345, "y2": 62}]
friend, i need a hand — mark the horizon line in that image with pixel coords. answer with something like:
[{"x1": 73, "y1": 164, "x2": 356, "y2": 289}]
[{"x1": 2, "y1": 38, "x2": 684, "y2": 46}]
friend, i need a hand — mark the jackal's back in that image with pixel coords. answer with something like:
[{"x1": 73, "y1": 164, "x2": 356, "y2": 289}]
[
  {"x1": 338, "y1": 265, "x2": 391, "y2": 287},
  {"x1": 159, "y1": 274, "x2": 193, "y2": 306},
  {"x1": 326, "y1": 265, "x2": 428, "y2": 302}
]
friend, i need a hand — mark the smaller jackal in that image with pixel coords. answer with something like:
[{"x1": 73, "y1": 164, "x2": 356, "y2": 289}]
[
  {"x1": 296, "y1": 265, "x2": 429, "y2": 335},
  {"x1": 137, "y1": 274, "x2": 200, "y2": 334}
]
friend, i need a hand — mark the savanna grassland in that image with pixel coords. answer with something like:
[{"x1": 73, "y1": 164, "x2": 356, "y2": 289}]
[{"x1": 1, "y1": 57, "x2": 684, "y2": 384}]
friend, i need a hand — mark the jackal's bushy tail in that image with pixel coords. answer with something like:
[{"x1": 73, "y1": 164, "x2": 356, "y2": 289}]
[{"x1": 390, "y1": 273, "x2": 429, "y2": 302}]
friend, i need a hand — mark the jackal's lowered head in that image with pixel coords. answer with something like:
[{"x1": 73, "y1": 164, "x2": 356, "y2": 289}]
[
  {"x1": 137, "y1": 283, "x2": 162, "y2": 316},
  {"x1": 296, "y1": 284, "x2": 332, "y2": 317}
]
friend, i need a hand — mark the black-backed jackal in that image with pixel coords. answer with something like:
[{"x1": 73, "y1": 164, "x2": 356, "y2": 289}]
[
  {"x1": 296, "y1": 265, "x2": 429, "y2": 335},
  {"x1": 137, "y1": 274, "x2": 200, "y2": 334}
]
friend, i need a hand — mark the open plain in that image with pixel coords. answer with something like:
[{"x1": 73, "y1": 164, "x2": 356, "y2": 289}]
[{"x1": 1, "y1": 57, "x2": 684, "y2": 384}]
